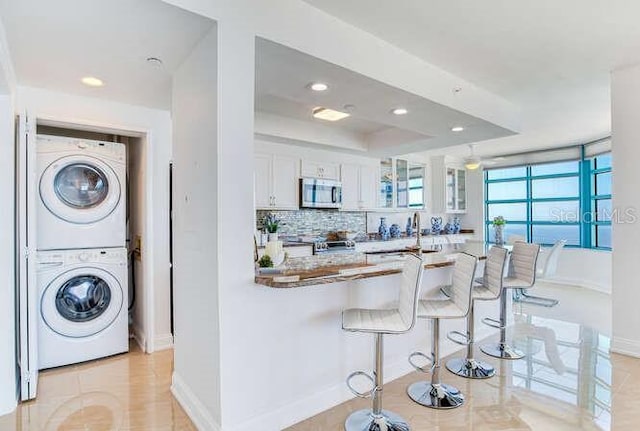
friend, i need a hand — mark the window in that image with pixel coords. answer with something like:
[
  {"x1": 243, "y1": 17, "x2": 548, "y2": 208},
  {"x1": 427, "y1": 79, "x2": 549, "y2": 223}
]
[
  {"x1": 485, "y1": 150, "x2": 612, "y2": 250},
  {"x1": 589, "y1": 153, "x2": 612, "y2": 249}
]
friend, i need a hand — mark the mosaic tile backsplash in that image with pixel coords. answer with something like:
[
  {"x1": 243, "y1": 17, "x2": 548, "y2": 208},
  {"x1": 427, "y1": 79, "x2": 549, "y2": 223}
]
[{"x1": 256, "y1": 209, "x2": 366, "y2": 236}]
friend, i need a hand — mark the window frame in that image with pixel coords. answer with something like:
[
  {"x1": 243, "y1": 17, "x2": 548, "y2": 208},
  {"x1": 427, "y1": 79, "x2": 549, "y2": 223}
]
[{"x1": 484, "y1": 148, "x2": 611, "y2": 250}]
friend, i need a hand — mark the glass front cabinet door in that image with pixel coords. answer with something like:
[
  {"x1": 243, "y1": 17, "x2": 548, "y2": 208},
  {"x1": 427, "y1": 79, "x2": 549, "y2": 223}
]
[{"x1": 444, "y1": 166, "x2": 467, "y2": 213}]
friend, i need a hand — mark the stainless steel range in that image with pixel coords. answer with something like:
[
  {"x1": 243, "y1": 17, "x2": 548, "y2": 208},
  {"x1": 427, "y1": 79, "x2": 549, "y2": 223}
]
[{"x1": 313, "y1": 240, "x2": 357, "y2": 254}]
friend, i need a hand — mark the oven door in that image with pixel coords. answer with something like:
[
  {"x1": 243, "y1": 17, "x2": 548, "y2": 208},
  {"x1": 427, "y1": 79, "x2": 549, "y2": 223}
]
[{"x1": 300, "y1": 178, "x2": 342, "y2": 208}]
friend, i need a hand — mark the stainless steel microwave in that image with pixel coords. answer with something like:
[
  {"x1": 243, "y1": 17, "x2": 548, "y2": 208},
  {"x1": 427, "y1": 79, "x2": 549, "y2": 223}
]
[{"x1": 300, "y1": 178, "x2": 342, "y2": 209}]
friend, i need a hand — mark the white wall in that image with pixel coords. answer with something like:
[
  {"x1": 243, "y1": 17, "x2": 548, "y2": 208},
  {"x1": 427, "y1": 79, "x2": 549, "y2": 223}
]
[
  {"x1": 611, "y1": 64, "x2": 640, "y2": 357},
  {"x1": 0, "y1": 95, "x2": 16, "y2": 415},
  {"x1": 15, "y1": 86, "x2": 173, "y2": 352},
  {"x1": 170, "y1": 27, "x2": 222, "y2": 429}
]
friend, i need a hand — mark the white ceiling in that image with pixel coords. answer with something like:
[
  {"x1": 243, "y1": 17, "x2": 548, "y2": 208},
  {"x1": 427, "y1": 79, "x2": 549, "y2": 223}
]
[
  {"x1": 255, "y1": 38, "x2": 515, "y2": 156},
  {"x1": 0, "y1": 0, "x2": 214, "y2": 110},
  {"x1": 303, "y1": 0, "x2": 626, "y2": 155}
]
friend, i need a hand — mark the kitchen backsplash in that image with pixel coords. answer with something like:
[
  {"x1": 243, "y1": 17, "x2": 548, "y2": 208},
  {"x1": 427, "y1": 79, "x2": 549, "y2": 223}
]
[{"x1": 256, "y1": 209, "x2": 366, "y2": 236}]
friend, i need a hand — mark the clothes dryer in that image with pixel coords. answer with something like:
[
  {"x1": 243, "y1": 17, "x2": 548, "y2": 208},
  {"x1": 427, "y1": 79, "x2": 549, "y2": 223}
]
[{"x1": 36, "y1": 135, "x2": 126, "y2": 250}]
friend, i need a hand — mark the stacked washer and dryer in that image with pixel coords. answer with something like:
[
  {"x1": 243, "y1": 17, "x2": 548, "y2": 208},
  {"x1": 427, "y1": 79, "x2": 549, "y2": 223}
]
[{"x1": 35, "y1": 135, "x2": 129, "y2": 369}]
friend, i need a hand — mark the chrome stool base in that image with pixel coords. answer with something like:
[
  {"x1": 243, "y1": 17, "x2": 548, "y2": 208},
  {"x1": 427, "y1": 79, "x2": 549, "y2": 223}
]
[
  {"x1": 445, "y1": 357, "x2": 495, "y2": 379},
  {"x1": 345, "y1": 409, "x2": 410, "y2": 431},
  {"x1": 480, "y1": 342, "x2": 525, "y2": 360},
  {"x1": 407, "y1": 381, "x2": 464, "y2": 409}
]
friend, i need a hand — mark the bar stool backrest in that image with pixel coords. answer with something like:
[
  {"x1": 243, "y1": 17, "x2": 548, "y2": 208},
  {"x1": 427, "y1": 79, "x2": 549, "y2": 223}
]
[
  {"x1": 538, "y1": 239, "x2": 566, "y2": 278},
  {"x1": 509, "y1": 241, "x2": 541, "y2": 286},
  {"x1": 484, "y1": 246, "x2": 509, "y2": 297},
  {"x1": 449, "y1": 252, "x2": 478, "y2": 316},
  {"x1": 398, "y1": 253, "x2": 425, "y2": 330}
]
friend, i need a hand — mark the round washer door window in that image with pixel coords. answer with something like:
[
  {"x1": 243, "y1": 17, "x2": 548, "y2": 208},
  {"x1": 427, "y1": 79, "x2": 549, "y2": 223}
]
[
  {"x1": 40, "y1": 155, "x2": 121, "y2": 224},
  {"x1": 41, "y1": 268, "x2": 123, "y2": 338},
  {"x1": 55, "y1": 275, "x2": 111, "y2": 322},
  {"x1": 54, "y1": 164, "x2": 109, "y2": 209}
]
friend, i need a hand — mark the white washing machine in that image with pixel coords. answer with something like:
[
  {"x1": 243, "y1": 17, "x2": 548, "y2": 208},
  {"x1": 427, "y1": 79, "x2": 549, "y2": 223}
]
[
  {"x1": 36, "y1": 135, "x2": 126, "y2": 250},
  {"x1": 37, "y1": 247, "x2": 129, "y2": 370}
]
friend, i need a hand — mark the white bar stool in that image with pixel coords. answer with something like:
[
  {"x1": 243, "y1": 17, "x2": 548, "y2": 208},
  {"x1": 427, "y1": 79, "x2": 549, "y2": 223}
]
[
  {"x1": 481, "y1": 241, "x2": 540, "y2": 360},
  {"x1": 342, "y1": 253, "x2": 424, "y2": 431},
  {"x1": 445, "y1": 246, "x2": 508, "y2": 379},
  {"x1": 514, "y1": 239, "x2": 565, "y2": 307},
  {"x1": 406, "y1": 252, "x2": 477, "y2": 409}
]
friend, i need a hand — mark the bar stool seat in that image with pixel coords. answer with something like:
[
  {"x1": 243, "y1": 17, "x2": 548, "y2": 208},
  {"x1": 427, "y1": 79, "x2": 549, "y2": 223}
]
[
  {"x1": 342, "y1": 309, "x2": 409, "y2": 333},
  {"x1": 342, "y1": 253, "x2": 424, "y2": 431},
  {"x1": 418, "y1": 299, "x2": 465, "y2": 317}
]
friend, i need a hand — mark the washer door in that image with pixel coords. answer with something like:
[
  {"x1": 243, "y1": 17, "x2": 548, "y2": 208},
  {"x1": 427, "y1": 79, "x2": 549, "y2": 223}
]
[
  {"x1": 41, "y1": 267, "x2": 123, "y2": 338},
  {"x1": 40, "y1": 155, "x2": 121, "y2": 224}
]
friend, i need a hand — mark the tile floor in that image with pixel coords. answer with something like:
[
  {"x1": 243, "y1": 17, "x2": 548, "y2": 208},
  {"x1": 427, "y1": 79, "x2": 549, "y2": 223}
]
[
  {"x1": 1, "y1": 283, "x2": 638, "y2": 430},
  {"x1": 286, "y1": 283, "x2": 640, "y2": 431},
  {"x1": 0, "y1": 342, "x2": 196, "y2": 431}
]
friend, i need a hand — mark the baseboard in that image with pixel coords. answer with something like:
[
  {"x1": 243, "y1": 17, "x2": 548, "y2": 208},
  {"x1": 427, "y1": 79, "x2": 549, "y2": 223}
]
[
  {"x1": 611, "y1": 337, "x2": 640, "y2": 358},
  {"x1": 171, "y1": 372, "x2": 221, "y2": 431},
  {"x1": 154, "y1": 333, "x2": 174, "y2": 351}
]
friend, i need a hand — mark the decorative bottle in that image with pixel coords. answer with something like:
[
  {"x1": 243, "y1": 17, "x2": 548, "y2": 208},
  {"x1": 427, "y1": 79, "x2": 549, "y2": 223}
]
[
  {"x1": 378, "y1": 217, "x2": 390, "y2": 241},
  {"x1": 406, "y1": 217, "x2": 413, "y2": 237}
]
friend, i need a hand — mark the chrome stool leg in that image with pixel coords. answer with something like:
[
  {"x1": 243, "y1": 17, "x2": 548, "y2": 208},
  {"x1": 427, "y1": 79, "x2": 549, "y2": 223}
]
[
  {"x1": 446, "y1": 300, "x2": 496, "y2": 379},
  {"x1": 481, "y1": 294, "x2": 525, "y2": 360},
  {"x1": 345, "y1": 333, "x2": 410, "y2": 431},
  {"x1": 407, "y1": 319, "x2": 464, "y2": 409},
  {"x1": 513, "y1": 288, "x2": 559, "y2": 307}
]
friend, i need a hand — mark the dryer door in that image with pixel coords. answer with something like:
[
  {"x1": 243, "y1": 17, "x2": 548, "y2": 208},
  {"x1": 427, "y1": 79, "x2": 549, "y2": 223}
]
[
  {"x1": 39, "y1": 155, "x2": 121, "y2": 224},
  {"x1": 41, "y1": 267, "x2": 123, "y2": 338}
]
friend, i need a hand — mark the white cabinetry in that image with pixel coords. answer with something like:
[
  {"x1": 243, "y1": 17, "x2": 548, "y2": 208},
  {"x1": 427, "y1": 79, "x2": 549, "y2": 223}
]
[
  {"x1": 341, "y1": 163, "x2": 378, "y2": 210},
  {"x1": 432, "y1": 156, "x2": 467, "y2": 213},
  {"x1": 301, "y1": 160, "x2": 340, "y2": 180},
  {"x1": 254, "y1": 154, "x2": 299, "y2": 209}
]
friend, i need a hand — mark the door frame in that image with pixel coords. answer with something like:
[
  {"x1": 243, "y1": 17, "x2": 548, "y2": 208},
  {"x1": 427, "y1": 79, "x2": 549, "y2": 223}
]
[{"x1": 32, "y1": 115, "x2": 157, "y2": 353}]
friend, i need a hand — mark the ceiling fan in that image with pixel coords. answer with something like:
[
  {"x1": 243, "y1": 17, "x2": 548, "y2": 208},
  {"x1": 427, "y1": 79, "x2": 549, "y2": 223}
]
[{"x1": 463, "y1": 144, "x2": 504, "y2": 170}]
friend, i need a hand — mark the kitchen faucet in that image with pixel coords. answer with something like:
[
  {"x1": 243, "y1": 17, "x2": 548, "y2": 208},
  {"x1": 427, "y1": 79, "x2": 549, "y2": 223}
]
[{"x1": 413, "y1": 212, "x2": 421, "y2": 250}]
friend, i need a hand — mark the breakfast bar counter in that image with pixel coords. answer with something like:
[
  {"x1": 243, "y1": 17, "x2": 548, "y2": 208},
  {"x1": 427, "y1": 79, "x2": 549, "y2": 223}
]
[{"x1": 255, "y1": 241, "x2": 493, "y2": 288}]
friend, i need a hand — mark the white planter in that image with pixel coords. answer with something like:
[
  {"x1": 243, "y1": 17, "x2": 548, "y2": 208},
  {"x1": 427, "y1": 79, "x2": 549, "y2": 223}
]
[{"x1": 268, "y1": 232, "x2": 279, "y2": 242}]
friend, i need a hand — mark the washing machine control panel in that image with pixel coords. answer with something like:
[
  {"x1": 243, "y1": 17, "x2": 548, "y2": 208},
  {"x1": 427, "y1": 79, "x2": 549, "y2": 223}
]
[{"x1": 37, "y1": 248, "x2": 127, "y2": 268}]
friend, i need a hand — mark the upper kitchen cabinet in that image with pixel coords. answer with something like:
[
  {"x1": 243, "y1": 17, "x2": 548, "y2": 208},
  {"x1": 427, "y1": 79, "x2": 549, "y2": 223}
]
[
  {"x1": 254, "y1": 153, "x2": 299, "y2": 210},
  {"x1": 341, "y1": 163, "x2": 378, "y2": 211},
  {"x1": 379, "y1": 158, "x2": 426, "y2": 210},
  {"x1": 432, "y1": 156, "x2": 467, "y2": 213},
  {"x1": 301, "y1": 160, "x2": 340, "y2": 180}
]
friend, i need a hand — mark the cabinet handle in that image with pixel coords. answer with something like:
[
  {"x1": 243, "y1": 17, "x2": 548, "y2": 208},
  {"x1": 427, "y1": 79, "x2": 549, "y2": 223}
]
[{"x1": 273, "y1": 196, "x2": 276, "y2": 206}]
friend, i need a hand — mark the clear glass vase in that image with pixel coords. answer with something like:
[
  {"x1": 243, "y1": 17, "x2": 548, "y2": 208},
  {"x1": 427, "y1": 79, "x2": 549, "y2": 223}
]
[{"x1": 494, "y1": 225, "x2": 504, "y2": 245}]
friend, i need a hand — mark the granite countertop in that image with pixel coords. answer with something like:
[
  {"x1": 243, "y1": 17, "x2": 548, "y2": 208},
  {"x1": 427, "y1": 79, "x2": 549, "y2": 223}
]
[{"x1": 255, "y1": 242, "x2": 491, "y2": 288}]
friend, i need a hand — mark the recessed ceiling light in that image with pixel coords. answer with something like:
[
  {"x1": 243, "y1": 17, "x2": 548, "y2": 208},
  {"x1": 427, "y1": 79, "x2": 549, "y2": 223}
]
[
  {"x1": 146, "y1": 57, "x2": 164, "y2": 67},
  {"x1": 451, "y1": 126, "x2": 465, "y2": 132},
  {"x1": 312, "y1": 107, "x2": 350, "y2": 121},
  {"x1": 81, "y1": 76, "x2": 104, "y2": 87},
  {"x1": 309, "y1": 82, "x2": 328, "y2": 92},
  {"x1": 392, "y1": 107, "x2": 408, "y2": 115}
]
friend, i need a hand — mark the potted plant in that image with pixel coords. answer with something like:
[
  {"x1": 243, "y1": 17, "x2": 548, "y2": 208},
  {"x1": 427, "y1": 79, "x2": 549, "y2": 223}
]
[
  {"x1": 263, "y1": 213, "x2": 280, "y2": 242},
  {"x1": 492, "y1": 216, "x2": 506, "y2": 245}
]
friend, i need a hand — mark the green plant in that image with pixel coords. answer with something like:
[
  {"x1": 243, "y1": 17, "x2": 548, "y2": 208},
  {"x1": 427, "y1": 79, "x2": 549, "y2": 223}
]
[
  {"x1": 258, "y1": 254, "x2": 273, "y2": 268},
  {"x1": 263, "y1": 213, "x2": 280, "y2": 233},
  {"x1": 492, "y1": 216, "x2": 506, "y2": 226}
]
